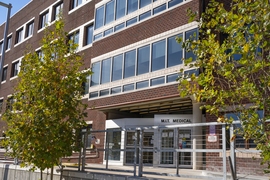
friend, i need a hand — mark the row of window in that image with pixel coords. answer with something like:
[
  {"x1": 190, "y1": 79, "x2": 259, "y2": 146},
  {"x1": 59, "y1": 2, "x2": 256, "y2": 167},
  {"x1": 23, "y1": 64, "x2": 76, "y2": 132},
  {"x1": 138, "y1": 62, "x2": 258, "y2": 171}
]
[
  {"x1": 94, "y1": 0, "x2": 183, "y2": 30},
  {"x1": 91, "y1": 28, "x2": 198, "y2": 87},
  {"x1": 93, "y1": 0, "x2": 185, "y2": 41},
  {"x1": 89, "y1": 69, "x2": 198, "y2": 99},
  {"x1": 1, "y1": 60, "x2": 20, "y2": 82}
]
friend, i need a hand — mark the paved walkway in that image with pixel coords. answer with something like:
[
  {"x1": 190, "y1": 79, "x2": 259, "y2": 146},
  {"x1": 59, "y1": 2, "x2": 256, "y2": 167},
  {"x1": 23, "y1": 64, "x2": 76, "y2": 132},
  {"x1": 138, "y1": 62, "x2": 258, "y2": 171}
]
[{"x1": 63, "y1": 163, "x2": 269, "y2": 180}]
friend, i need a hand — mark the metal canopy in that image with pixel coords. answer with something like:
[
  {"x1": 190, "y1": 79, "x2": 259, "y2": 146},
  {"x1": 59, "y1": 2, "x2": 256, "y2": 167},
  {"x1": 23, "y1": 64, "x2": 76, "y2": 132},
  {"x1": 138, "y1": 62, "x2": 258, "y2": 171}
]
[{"x1": 98, "y1": 97, "x2": 193, "y2": 115}]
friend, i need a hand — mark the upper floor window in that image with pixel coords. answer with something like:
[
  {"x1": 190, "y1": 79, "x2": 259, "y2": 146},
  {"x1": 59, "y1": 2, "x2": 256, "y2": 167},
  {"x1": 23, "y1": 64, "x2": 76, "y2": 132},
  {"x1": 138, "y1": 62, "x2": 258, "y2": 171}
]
[
  {"x1": 1, "y1": 66, "x2": 7, "y2": 82},
  {"x1": 71, "y1": 0, "x2": 82, "y2": 10},
  {"x1": 105, "y1": 0, "x2": 115, "y2": 25},
  {"x1": 6, "y1": 36, "x2": 12, "y2": 50},
  {"x1": 127, "y1": 0, "x2": 138, "y2": 14},
  {"x1": 6, "y1": 96, "x2": 14, "y2": 111},
  {"x1": 0, "y1": 41, "x2": 3, "y2": 54},
  {"x1": 139, "y1": 0, "x2": 152, "y2": 8},
  {"x1": 25, "y1": 21, "x2": 34, "y2": 38},
  {"x1": 0, "y1": 99, "x2": 3, "y2": 113},
  {"x1": 39, "y1": 11, "x2": 49, "y2": 29},
  {"x1": 15, "y1": 28, "x2": 24, "y2": 44},
  {"x1": 11, "y1": 61, "x2": 20, "y2": 78},
  {"x1": 52, "y1": 1, "x2": 63, "y2": 21},
  {"x1": 95, "y1": 6, "x2": 105, "y2": 29},
  {"x1": 116, "y1": 0, "x2": 126, "y2": 20},
  {"x1": 85, "y1": 24, "x2": 93, "y2": 46},
  {"x1": 68, "y1": 31, "x2": 80, "y2": 50}
]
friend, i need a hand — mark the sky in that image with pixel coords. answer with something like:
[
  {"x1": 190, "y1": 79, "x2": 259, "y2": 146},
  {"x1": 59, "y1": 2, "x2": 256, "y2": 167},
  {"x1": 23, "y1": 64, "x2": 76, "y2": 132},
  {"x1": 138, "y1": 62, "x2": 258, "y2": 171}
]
[{"x1": 0, "y1": 0, "x2": 31, "y2": 25}]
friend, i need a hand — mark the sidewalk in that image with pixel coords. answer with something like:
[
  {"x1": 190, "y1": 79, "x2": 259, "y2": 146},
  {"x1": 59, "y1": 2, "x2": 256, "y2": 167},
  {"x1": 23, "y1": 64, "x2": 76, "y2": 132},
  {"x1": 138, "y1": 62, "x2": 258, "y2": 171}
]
[{"x1": 62, "y1": 163, "x2": 269, "y2": 180}]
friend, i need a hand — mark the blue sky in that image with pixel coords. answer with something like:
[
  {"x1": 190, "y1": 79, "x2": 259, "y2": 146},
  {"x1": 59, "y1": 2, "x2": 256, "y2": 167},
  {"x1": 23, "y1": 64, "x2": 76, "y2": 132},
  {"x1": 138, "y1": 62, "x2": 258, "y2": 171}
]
[{"x1": 0, "y1": 0, "x2": 31, "y2": 25}]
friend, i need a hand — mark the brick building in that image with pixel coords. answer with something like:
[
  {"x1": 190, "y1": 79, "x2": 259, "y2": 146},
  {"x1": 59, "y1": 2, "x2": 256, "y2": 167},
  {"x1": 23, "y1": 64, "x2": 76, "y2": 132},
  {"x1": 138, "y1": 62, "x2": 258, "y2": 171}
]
[{"x1": 0, "y1": 0, "x2": 266, "y2": 176}]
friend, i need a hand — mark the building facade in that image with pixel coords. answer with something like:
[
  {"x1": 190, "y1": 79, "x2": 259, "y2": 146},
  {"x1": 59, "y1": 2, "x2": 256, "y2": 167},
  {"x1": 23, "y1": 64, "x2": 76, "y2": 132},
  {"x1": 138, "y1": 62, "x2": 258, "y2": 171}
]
[{"x1": 0, "y1": 0, "x2": 266, "y2": 176}]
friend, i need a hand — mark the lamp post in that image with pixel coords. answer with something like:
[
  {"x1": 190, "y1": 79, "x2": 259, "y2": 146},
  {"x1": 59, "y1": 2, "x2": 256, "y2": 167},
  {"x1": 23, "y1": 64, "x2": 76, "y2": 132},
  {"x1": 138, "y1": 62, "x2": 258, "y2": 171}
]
[{"x1": 0, "y1": 2, "x2": 12, "y2": 88}]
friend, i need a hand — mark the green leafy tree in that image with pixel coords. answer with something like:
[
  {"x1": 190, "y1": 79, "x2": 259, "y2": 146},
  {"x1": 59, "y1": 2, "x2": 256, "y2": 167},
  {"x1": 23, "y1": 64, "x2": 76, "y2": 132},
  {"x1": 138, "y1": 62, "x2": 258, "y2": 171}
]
[
  {"x1": 178, "y1": 0, "x2": 270, "y2": 172},
  {"x1": 2, "y1": 15, "x2": 91, "y2": 176}
]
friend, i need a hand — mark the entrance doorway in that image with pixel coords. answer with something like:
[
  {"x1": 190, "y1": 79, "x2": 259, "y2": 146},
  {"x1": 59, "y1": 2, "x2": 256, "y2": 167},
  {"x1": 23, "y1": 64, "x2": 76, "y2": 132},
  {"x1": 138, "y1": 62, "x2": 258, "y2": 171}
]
[
  {"x1": 125, "y1": 131, "x2": 154, "y2": 165},
  {"x1": 178, "y1": 129, "x2": 192, "y2": 166}
]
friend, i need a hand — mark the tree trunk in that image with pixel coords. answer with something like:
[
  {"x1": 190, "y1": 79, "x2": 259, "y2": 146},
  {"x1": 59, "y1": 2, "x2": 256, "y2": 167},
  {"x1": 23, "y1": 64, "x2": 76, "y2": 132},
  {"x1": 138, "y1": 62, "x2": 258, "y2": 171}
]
[
  {"x1": 40, "y1": 170, "x2": 43, "y2": 180},
  {"x1": 50, "y1": 166, "x2": 54, "y2": 180}
]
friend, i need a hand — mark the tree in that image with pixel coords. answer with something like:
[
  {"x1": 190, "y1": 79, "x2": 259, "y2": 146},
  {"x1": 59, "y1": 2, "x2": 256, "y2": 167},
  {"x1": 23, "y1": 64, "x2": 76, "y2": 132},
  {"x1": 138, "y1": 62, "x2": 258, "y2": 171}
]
[
  {"x1": 178, "y1": 0, "x2": 270, "y2": 172},
  {"x1": 2, "y1": 15, "x2": 91, "y2": 177}
]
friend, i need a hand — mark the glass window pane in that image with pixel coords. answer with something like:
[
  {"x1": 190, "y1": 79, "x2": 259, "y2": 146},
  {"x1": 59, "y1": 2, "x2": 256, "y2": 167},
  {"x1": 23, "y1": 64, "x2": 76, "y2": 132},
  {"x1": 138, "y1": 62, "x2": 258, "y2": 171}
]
[
  {"x1": 90, "y1": 62, "x2": 100, "y2": 86},
  {"x1": 137, "y1": 45, "x2": 150, "y2": 75},
  {"x1": 124, "y1": 50, "x2": 136, "y2": 78},
  {"x1": 111, "y1": 86, "x2": 121, "y2": 94},
  {"x1": 112, "y1": 54, "x2": 123, "y2": 81},
  {"x1": 94, "y1": 33, "x2": 103, "y2": 41},
  {"x1": 106, "y1": 130, "x2": 121, "y2": 160},
  {"x1": 101, "y1": 58, "x2": 112, "y2": 84},
  {"x1": 151, "y1": 76, "x2": 165, "y2": 86},
  {"x1": 185, "y1": 28, "x2": 198, "y2": 61},
  {"x1": 89, "y1": 91, "x2": 99, "y2": 98},
  {"x1": 100, "y1": 89, "x2": 110, "y2": 96},
  {"x1": 152, "y1": 40, "x2": 165, "y2": 71},
  {"x1": 126, "y1": 17, "x2": 137, "y2": 27},
  {"x1": 168, "y1": 0, "x2": 183, "y2": 8},
  {"x1": 116, "y1": 0, "x2": 126, "y2": 20},
  {"x1": 139, "y1": 11, "x2": 151, "y2": 21},
  {"x1": 114, "y1": 23, "x2": 125, "y2": 32},
  {"x1": 136, "y1": 80, "x2": 149, "y2": 89},
  {"x1": 104, "y1": 28, "x2": 113, "y2": 37},
  {"x1": 153, "y1": 4, "x2": 166, "y2": 15},
  {"x1": 105, "y1": 0, "x2": 115, "y2": 25},
  {"x1": 139, "y1": 0, "x2": 151, "y2": 8},
  {"x1": 167, "y1": 73, "x2": 178, "y2": 83},
  {"x1": 86, "y1": 25, "x2": 93, "y2": 45},
  {"x1": 184, "y1": 69, "x2": 199, "y2": 77},
  {"x1": 95, "y1": 5, "x2": 104, "y2": 29},
  {"x1": 127, "y1": 0, "x2": 138, "y2": 14},
  {"x1": 168, "y1": 34, "x2": 183, "y2": 67},
  {"x1": 123, "y1": 83, "x2": 134, "y2": 92}
]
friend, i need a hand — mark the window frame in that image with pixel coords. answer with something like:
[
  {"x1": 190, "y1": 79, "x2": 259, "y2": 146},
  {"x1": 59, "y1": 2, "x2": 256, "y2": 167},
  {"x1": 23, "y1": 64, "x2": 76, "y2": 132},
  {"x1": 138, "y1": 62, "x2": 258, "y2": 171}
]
[
  {"x1": 25, "y1": 20, "x2": 34, "y2": 38},
  {"x1": 52, "y1": 1, "x2": 63, "y2": 21},
  {"x1": 10, "y1": 60, "x2": 20, "y2": 78},
  {"x1": 39, "y1": 10, "x2": 49, "y2": 30},
  {"x1": 15, "y1": 28, "x2": 24, "y2": 44}
]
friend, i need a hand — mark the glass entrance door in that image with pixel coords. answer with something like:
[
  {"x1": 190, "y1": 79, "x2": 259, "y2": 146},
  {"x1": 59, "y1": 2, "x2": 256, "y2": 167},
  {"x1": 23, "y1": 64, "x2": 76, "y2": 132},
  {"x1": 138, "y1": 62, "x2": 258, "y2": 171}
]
[
  {"x1": 125, "y1": 131, "x2": 154, "y2": 165},
  {"x1": 178, "y1": 129, "x2": 192, "y2": 166},
  {"x1": 160, "y1": 129, "x2": 174, "y2": 164}
]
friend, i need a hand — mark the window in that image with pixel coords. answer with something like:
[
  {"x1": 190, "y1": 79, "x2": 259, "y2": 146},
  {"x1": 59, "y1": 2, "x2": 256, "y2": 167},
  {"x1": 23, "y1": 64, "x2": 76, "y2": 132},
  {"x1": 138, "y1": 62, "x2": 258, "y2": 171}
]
[
  {"x1": 11, "y1": 61, "x2": 20, "y2": 78},
  {"x1": 139, "y1": 11, "x2": 151, "y2": 21},
  {"x1": 15, "y1": 28, "x2": 23, "y2": 44},
  {"x1": 168, "y1": 34, "x2": 183, "y2": 67},
  {"x1": 124, "y1": 50, "x2": 136, "y2": 78},
  {"x1": 105, "y1": 130, "x2": 121, "y2": 160},
  {"x1": 185, "y1": 28, "x2": 198, "y2": 61},
  {"x1": 94, "y1": 33, "x2": 103, "y2": 41},
  {"x1": 139, "y1": 0, "x2": 151, "y2": 8},
  {"x1": 101, "y1": 58, "x2": 111, "y2": 84},
  {"x1": 127, "y1": 0, "x2": 138, "y2": 14},
  {"x1": 151, "y1": 76, "x2": 165, "y2": 86},
  {"x1": 167, "y1": 73, "x2": 178, "y2": 83},
  {"x1": 136, "y1": 80, "x2": 149, "y2": 89},
  {"x1": 53, "y1": 1, "x2": 63, "y2": 21},
  {"x1": 152, "y1": 40, "x2": 165, "y2": 71},
  {"x1": 153, "y1": 4, "x2": 166, "y2": 15},
  {"x1": 71, "y1": 0, "x2": 82, "y2": 9},
  {"x1": 82, "y1": 75, "x2": 90, "y2": 95},
  {"x1": 112, "y1": 54, "x2": 123, "y2": 81},
  {"x1": 1, "y1": 67, "x2": 7, "y2": 82},
  {"x1": 90, "y1": 62, "x2": 101, "y2": 86},
  {"x1": 105, "y1": 0, "x2": 115, "y2": 25},
  {"x1": 126, "y1": 17, "x2": 137, "y2": 27},
  {"x1": 25, "y1": 21, "x2": 34, "y2": 38},
  {"x1": 0, "y1": 41, "x2": 3, "y2": 54},
  {"x1": 123, "y1": 83, "x2": 134, "y2": 92},
  {"x1": 39, "y1": 11, "x2": 49, "y2": 29},
  {"x1": 114, "y1": 23, "x2": 125, "y2": 32},
  {"x1": 184, "y1": 69, "x2": 199, "y2": 77},
  {"x1": 95, "y1": 5, "x2": 105, "y2": 29},
  {"x1": 168, "y1": 0, "x2": 183, "y2": 8},
  {"x1": 89, "y1": 91, "x2": 99, "y2": 99},
  {"x1": 6, "y1": 36, "x2": 12, "y2": 50},
  {"x1": 100, "y1": 89, "x2": 110, "y2": 97},
  {"x1": 104, "y1": 28, "x2": 113, "y2": 37},
  {"x1": 85, "y1": 24, "x2": 93, "y2": 45},
  {"x1": 6, "y1": 96, "x2": 14, "y2": 111},
  {"x1": 137, "y1": 45, "x2": 150, "y2": 75},
  {"x1": 0, "y1": 99, "x2": 3, "y2": 113},
  {"x1": 116, "y1": 0, "x2": 126, "y2": 20},
  {"x1": 111, "y1": 86, "x2": 121, "y2": 94},
  {"x1": 68, "y1": 31, "x2": 80, "y2": 50},
  {"x1": 37, "y1": 50, "x2": 44, "y2": 61}
]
